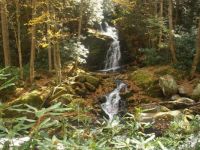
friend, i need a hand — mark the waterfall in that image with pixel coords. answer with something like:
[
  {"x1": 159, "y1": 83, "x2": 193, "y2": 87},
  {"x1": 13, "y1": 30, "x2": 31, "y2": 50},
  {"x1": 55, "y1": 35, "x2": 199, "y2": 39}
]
[
  {"x1": 101, "y1": 81, "x2": 127, "y2": 122},
  {"x1": 100, "y1": 22, "x2": 121, "y2": 71}
]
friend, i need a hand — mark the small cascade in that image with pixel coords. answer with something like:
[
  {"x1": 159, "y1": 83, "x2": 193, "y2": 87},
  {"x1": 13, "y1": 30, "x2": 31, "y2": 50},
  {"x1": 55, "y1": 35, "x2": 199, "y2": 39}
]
[
  {"x1": 101, "y1": 81, "x2": 127, "y2": 122},
  {"x1": 100, "y1": 22, "x2": 121, "y2": 71}
]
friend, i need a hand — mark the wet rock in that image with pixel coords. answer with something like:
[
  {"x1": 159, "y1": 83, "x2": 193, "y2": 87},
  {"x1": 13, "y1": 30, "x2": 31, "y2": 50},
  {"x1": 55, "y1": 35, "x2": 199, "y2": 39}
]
[
  {"x1": 83, "y1": 30, "x2": 113, "y2": 70},
  {"x1": 140, "y1": 110, "x2": 181, "y2": 123},
  {"x1": 189, "y1": 104, "x2": 200, "y2": 115},
  {"x1": 161, "y1": 97, "x2": 195, "y2": 109},
  {"x1": 171, "y1": 94, "x2": 181, "y2": 100},
  {"x1": 159, "y1": 74, "x2": 178, "y2": 97},
  {"x1": 191, "y1": 83, "x2": 200, "y2": 101},
  {"x1": 140, "y1": 103, "x2": 170, "y2": 113}
]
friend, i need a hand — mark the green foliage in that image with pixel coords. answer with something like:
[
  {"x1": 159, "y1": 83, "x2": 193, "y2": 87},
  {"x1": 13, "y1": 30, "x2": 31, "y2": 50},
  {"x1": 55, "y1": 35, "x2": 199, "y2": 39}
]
[
  {"x1": 0, "y1": 101, "x2": 200, "y2": 149},
  {"x1": 0, "y1": 67, "x2": 18, "y2": 101},
  {"x1": 174, "y1": 26, "x2": 196, "y2": 70},
  {"x1": 139, "y1": 48, "x2": 170, "y2": 66}
]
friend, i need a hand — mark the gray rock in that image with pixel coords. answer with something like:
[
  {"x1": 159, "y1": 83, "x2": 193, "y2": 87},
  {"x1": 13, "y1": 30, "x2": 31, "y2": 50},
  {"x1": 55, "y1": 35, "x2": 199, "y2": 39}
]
[
  {"x1": 191, "y1": 83, "x2": 200, "y2": 101},
  {"x1": 159, "y1": 74, "x2": 178, "y2": 97}
]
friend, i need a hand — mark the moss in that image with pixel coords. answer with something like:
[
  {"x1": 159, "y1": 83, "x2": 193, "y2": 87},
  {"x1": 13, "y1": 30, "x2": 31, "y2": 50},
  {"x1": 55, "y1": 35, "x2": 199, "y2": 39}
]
[
  {"x1": 129, "y1": 70, "x2": 157, "y2": 88},
  {"x1": 10, "y1": 90, "x2": 43, "y2": 108},
  {"x1": 154, "y1": 66, "x2": 186, "y2": 80},
  {"x1": 2, "y1": 90, "x2": 43, "y2": 118},
  {"x1": 84, "y1": 82, "x2": 96, "y2": 92},
  {"x1": 51, "y1": 94, "x2": 75, "y2": 105},
  {"x1": 76, "y1": 74, "x2": 100, "y2": 87},
  {"x1": 129, "y1": 69, "x2": 162, "y2": 97}
]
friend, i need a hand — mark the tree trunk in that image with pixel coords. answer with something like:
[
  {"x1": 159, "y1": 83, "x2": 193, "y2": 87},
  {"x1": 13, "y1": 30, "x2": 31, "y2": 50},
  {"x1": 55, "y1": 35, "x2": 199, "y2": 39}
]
[
  {"x1": 158, "y1": 0, "x2": 163, "y2": 48},
  {"x1": 15, "y1": 0, "x2": 23, "y2": 79},
  {"x1": 47, "y1": 0, "x2": 52, "y2": 71},
  {"x1": 168, "y1": 0, "x2": 177, "y2": 63},
  {"x1": 77, "y1": 0, "x2": 83, "y2": 40},
  {"x1": 30, "y1": 0, "x2": 36, "y2": 83},
  {"x1": 1, "y1": 0, "x2": 11, "y2": 66},
  {"x1": 56, "y1": 42, "x2": 61, "y2": 84},
  {"x1": 191, "y1": 21, "x2": 200, "y2": 78}
]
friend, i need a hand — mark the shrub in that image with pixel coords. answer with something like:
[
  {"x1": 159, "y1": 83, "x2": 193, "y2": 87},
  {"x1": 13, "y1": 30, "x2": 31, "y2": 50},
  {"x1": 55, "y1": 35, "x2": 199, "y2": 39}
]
[
  {"x1": 0, "y1": 67, "x2": 18, "y2": 101},
  {"x1": 139, "y1": 48, "x2": 170, "y2": 66}
]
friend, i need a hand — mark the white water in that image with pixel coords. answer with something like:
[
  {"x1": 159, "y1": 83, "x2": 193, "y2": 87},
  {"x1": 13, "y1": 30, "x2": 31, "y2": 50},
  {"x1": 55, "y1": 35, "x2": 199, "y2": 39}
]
[
  {"x1": 101, "y1": 81, "x2": 127, "y2": 122},
  {"x1": 100, "y1": 22, "x2": 121, "y2": 71}
]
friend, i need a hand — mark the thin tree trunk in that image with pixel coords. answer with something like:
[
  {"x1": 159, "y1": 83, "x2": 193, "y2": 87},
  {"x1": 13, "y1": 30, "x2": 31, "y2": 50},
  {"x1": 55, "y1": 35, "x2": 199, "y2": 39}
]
[
  {"x1": 15, "y1": 0, "x2": 23, "y2": 79},
  {"x1": 1, "y1": 0, "x2": 11, "y2": 66},
  {"x1": 77, "y1": 0, "x2": 83, "y2": 40},
  {"x1": 168, "y1": 0, "x2": 177, "y2": 63},
  {"x1": 191, "y1": 21, "x2": 200, "y2": 78},
  {"x1": 30, "y1": 0, "x2": 36, "y2": 83},
  {"x1": 47, "y1": 0, "x2": 52, "y2": 71},
  {"x1": 158, "y1": 0, "x2": 163, "y2": 48},
  {"x1": 56, "y1": 42, "x2": 61, "y2": 84},
  {"x1": 53, "y1": 43, "x2": 57, "y2": 71}
]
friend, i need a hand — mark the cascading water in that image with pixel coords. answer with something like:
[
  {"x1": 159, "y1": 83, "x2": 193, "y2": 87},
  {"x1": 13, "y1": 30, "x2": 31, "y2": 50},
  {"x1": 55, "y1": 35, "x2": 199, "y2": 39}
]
[
  {"x1": 101, "y1": 81, "x2": 127, "y2": 123},
  {"x1": 100, "y1": 22, "x2": 121, "y2": 71}
]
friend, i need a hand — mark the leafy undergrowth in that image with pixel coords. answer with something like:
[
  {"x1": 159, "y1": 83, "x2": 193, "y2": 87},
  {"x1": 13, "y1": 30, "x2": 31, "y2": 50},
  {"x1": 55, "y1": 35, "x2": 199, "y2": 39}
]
[{"x1": 0, "y1": 102, "x2": 199, "y2": 150}]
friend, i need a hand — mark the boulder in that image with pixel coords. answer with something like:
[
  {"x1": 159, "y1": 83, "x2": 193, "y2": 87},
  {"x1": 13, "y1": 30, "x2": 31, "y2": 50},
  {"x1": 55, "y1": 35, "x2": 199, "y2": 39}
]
[
  {"x1": 141, "y1": 110, "x2": 182, "y2": 136},
  {"x1": 85, "y1": 75, "x2": 100, "y2": 87},
  {"x1": 129, "y1": 69, "x2": 160, "y2": 97},
  {"x1": 2, "y1": 90, "x2": 44, "y2": 118},
  {"x1": 159, "y1": 74, "x2": 178, "y2": 97},
  {"x1": 191, "y1": 83, "x2": 200, "y2": 101},
  {"x1": 76, "y1": 74, "x2": 100, "y2": 87},
  {"x1": 83, "y1": 30, "x2": 113, "y2": 70},
  {"x1": 178, "y1": 84, "x2": 192, "y2": 97},
  {"x1": 50, "y1": 94, "x2": 76, "y2": 105},
  {"x1": 84, "y1": 82, "x2": 96, "y2": 92},
  {"x1": 75, "y1": 87, "x2": 87, "y2": 96},
  {"x1": 10, "y1": 90, "x2": 43, "y2": 108},
  {"x1": 161, "y1": 97, "x2": 195, "y2": 109}
]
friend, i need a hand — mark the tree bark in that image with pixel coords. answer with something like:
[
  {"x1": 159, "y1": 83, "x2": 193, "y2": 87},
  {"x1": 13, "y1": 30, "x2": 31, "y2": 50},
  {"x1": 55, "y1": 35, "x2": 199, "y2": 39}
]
[
  {"x1": 56, "y1": 42, "x2": 61, "y2": 84},
  {"x1": 158, "y1": 0, "x2": 163, "y2": 48},
  {"x1": 30, "y1": 0, "x2": 36, "y2": 83},
  {"x1": 168, "y1": 0, "x2": 177, "y2": 63},
  {"x1": 47, "y1": 0, "x2": 52, "y2": 71},
  {"x1": 15, "y1": 0, "x2": 23, "y2": 79},
  {"x1": 77, "y1": 0, "x2": 83, "y2": 40},
  {"x1": 1, "y1": 0, "x2": 11, "y2": 66},
  {"x1": 191, "y1": 21, "x2": 200, "y2": 78}
]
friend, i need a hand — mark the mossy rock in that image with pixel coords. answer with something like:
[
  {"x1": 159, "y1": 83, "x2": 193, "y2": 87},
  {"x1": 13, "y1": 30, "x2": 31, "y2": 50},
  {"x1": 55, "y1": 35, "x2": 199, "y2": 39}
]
[
  {"x1": 2, "y1": 90, "x2": 43, "y2": 118},
  {"x1": 129, "y1": 69, "x2": 160, "y2": 96},
  {"x1": 84, "y1": 82, "x2": 96, "y2": 92},
  {"x1": 10, "y1": 90, "x2": 43, "y2": 108},
  {"x1": 159, "y1": 74, "x2": 178, "y2": 97},
  {"x1": 76, "y1": 74, "x2": 100, "y2": 87},
  {"x1": 75, "y1": 87, "x2": 88, "y2": 96},
  {"x1": 191, "y1": 83, "x2": 200, "y2": 101},
  {"x1": 129, "y1": 70, "x2": 156, "y2": 88},
  {"x1": 50, "y1": 94, "x2": 76, "y2": 105}
]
